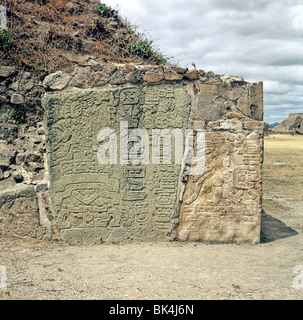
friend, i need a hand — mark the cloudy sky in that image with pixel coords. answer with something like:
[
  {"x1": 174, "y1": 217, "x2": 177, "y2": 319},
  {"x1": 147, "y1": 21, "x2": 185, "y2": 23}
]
[{"x1": 104, "y1": 0, "x2": 303, "y2": 123}]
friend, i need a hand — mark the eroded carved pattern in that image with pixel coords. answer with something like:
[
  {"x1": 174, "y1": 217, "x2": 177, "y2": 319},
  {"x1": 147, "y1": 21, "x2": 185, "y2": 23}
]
[
  {"x1": 46, "y1": 85, "x2": 191, "y2": 242},
  {"x1": 178, "y1": 130, "x2": 262, "y2": 243}
]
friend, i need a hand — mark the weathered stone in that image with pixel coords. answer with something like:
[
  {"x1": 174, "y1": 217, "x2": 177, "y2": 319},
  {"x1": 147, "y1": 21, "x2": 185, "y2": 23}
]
[
  {"x1": 69, "y1": 67, "x2": 110, "y2": 88},
  {"x1": 243, "y1": 121, "x2": 265, "y2": 130},
  {"x1": 10, "y1": 93, "x2": 25, "y2": 105},
  {"x1": 13, "y1": 173, "x2": 24, "y2": 183},
  {"x1": 221, "y1": 74, "x2": 244, "y2": 83},
  {"x1": 61, "y1": 63, "x2": 76, "y2": 73},
  {"x1": 125, "y1": 65, "x2": 143, "y2": 83},
  {"x1": 0, "y1": 140, "x2": 17, "y2": 169},
  {"x1": 37, "y1": 126, "x2": 45, "y2": 135},
  {"x1": 30, "y1": 173, "x2": 45, "y2": 183},
  {"x1": 210, "y1": 120, "x2": 243, "y2": 132},
  {"x1": 90, "y1": 64, "x2": 103, "y2": 72},
  {"x1": 24, "y1": 80, "x2": 35, "y2": 91},
  {"x1": 43, "y1": 71, "x2": 71, "y2": 91},
  {"x1": 272, "y1": 113, "x2": 303, "y2": 134},
  {"x1": 171, "y1": 66, "x2": 188, "y2": 74},
  {"x1": 0, "y1": 126, "x2": 5, "y2": 139},
  {"x1": 8, "y1": 81, "x2": 19, "y2": 91},
  {"x1": 0, "y1": 185, "x2": 35, "y2": 210},
  {"x1": 108, "y1": 20, "x2": 119, "y2": 28},
  {"x1": 165, "y1": 70, "x2": 182, "y2": 81},
  {"x1": 144, "y1": 72, "x2": 164, "y2": 83},
  {"x1": 41, "y1": 63, "x2": 264, "y2": 244},
  {"x1": 0, "y1": 95, "x2": 8, "y2": 103},
  {"x1": 16, "y1": 153, "x2": 26, "y2": 166},
  {"x1": 110, "y1": 68, "x2": 127, "y2": 85},
  {"x1": 23, "y1": 72, "x2": 32, "y2": 79},
  {"x1": 23, "y1": 153, "x2": 43, "y2": 172},
  {"x1": 201, "y1": 71, "x2": 223, "y2": 84},
  {"x1": 183, "y1": 69, "x2": 199, "y2": 80},
  {"x1": 36, "y1": 183, "x2": 48, "y2": 193},
  {"x1": 155, "y1": 66, "x2": 163, "y2": 74},
  {"x1": 0, "y1": 66, "x2": 16, "y2": 78},
  {"x1": 176, "y1": 75, "x2": 263, "y2": 244},
  {"x1": 37, "y1": 192, "x2": 52, "y2": 232},
  {"x1": 199, "y1": 69, "x2": 206, "y2": 76},
  {"x1": 0, "y1": 186, "x2": 19, "y2": 208},
  {"x1": 27, "y1": 137, "x2": 43, "y2": 153},
  {"x1": 226, "y1": 111, "x2": 242, "y2": 119},
  {"x1": 196, "y1": 84, "x2": 227, "y2": 120},
  {"x1": 83, "y1": 40, "x2": 97, "y2": 52},
  {"x1": 177, "y1": 128, "x2": 263, "y2": 244},
  {"x1": 44, "y1": 84, "x2": 192, "y2": 242},
  {"x1": 3, "y1": 171, "x2": 10, "y2": 179},
  {"x1": 230, "y1": 86, "x2": 246, "y2": 101},
  {"x1": 27, "y1": 126, "x2": 36, "y2": 133},
  {"x1": 237, "y1": 82, "x2": 263, "y2": 120},
  {"x1": 0, "y1": 185, "x2": 48, "y2": 240}
]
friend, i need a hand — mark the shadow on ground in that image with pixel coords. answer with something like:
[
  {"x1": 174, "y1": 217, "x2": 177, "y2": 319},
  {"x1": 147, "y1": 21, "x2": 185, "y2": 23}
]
[{"x1": 260, "y1": 210, "x2": 298, "y2": 243}]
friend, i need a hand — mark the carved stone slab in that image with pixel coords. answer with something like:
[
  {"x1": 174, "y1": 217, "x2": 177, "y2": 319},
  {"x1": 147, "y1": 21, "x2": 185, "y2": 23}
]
[
  {"x1": 177, "y1": 81, "x2": 263, "y2": 244},
  {"x1": 44, "y1": 84, "x2": 191, "y2": 242}
]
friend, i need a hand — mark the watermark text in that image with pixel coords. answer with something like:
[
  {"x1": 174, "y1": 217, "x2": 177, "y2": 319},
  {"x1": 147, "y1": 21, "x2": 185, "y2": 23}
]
[
  {"x1": 97, "y1": 121, "x2": 206, "y2": 176},
  {"x1": 0, "y1": 5, "x2": 7, "y2": 29},
  {"x1": 0, "y1": 265, "x2": 7, "y2": 289},
  {"x1": 293, "y1": 265, "x2": 303, "y2": 290}
]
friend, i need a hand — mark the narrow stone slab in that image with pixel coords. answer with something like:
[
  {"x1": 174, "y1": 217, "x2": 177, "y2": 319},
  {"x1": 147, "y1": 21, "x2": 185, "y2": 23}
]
[{"x1": 177, "y1": 82, "x2": 263, "y2": 244}]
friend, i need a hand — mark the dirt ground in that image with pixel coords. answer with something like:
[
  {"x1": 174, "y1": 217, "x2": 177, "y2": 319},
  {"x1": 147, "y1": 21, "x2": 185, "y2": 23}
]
[{"x1": 1, "y1": 134, "x2": 303, "y2": 300}]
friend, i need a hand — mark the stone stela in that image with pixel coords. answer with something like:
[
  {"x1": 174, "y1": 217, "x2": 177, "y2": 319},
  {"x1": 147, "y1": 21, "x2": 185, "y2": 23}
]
[{"x1": 42, "y1": 63, "x2": 264, "y2": 244}]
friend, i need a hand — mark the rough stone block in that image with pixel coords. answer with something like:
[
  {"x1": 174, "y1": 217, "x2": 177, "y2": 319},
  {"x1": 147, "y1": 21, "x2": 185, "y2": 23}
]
[
  {"x1": 144, "y1": 72, "x2": 164, "y2": 83},
  {"x1": 43, "y1": 71, "x2": 71, "y2": 91},
  {"x1": 10, "y1": 93, "x2": 25, "y2": 105},
  {"x1": 0, "y1": 66, "x2": 16, "y2": 78},
  {"x1": 237, "y1": 82, "x2": 263, "y2": 120},
  {"x1": 0, "y1": 185, "x2": 48, "y2": 239},
  {"x1": 243, "y1": 121, "x2": 265, "y2": 130},
  {"x1": 0, "y1": 140, "x2": 17, "y2": 170},
  {"x1": 197, "y1": 84, "x2": 228, "y2": 120},
  {"x1": 183, "y1": 69, "x2": 199, "y2": 80},
  {"x1": 171, "y1": 66, "x2": 188, "y2": 74},
  {"x1": 165, "y1": 70, "x2": 182, "y2": 81},
  {"x1": 0, "y1": 95, "x2": 8, "y2": 103}
]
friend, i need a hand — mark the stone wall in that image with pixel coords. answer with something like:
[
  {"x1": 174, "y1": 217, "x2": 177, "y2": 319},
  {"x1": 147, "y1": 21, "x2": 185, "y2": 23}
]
[
  {"x1": 0, "y1": 64, "x2": 57, "y2": 240},
  {"x1": 272, "y1": 113, "x2": 303, "y2": 134},
  {"x1": 42, "y1": 62, "x2": 264, "y2": 244}
]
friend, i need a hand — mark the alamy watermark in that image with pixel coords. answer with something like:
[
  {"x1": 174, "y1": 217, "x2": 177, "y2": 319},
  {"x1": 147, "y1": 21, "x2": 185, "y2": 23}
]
[
  {"x1": 0, "y1": 265, "x2": 7, "y2": 289},
  {"x1": 97, "y1": 121, "x2": 206, "y2": 176},
  {"x1": 0, "y1": 5, "x2": 7, "y2": 29},
  {"x1": 292, "y1": 265, "x2": 303, "y2": 290}
]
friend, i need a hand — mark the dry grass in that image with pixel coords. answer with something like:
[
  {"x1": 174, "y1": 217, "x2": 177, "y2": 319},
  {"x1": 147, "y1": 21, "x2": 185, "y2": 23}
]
[
  {"x1": 263, "y1": 134, "x2": 303, "y2": 201},
  {"x1": 0, "y1": 0, "x2": 166, "y2": 74},
  {"x1": 262, "y1": 134, "x2": 303, "y2": 235}
]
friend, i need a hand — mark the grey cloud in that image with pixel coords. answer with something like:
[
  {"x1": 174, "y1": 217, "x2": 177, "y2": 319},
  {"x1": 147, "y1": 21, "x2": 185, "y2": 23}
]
[{"x1": 212, "y1": 0, "x2": 271, "y2": 12}]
